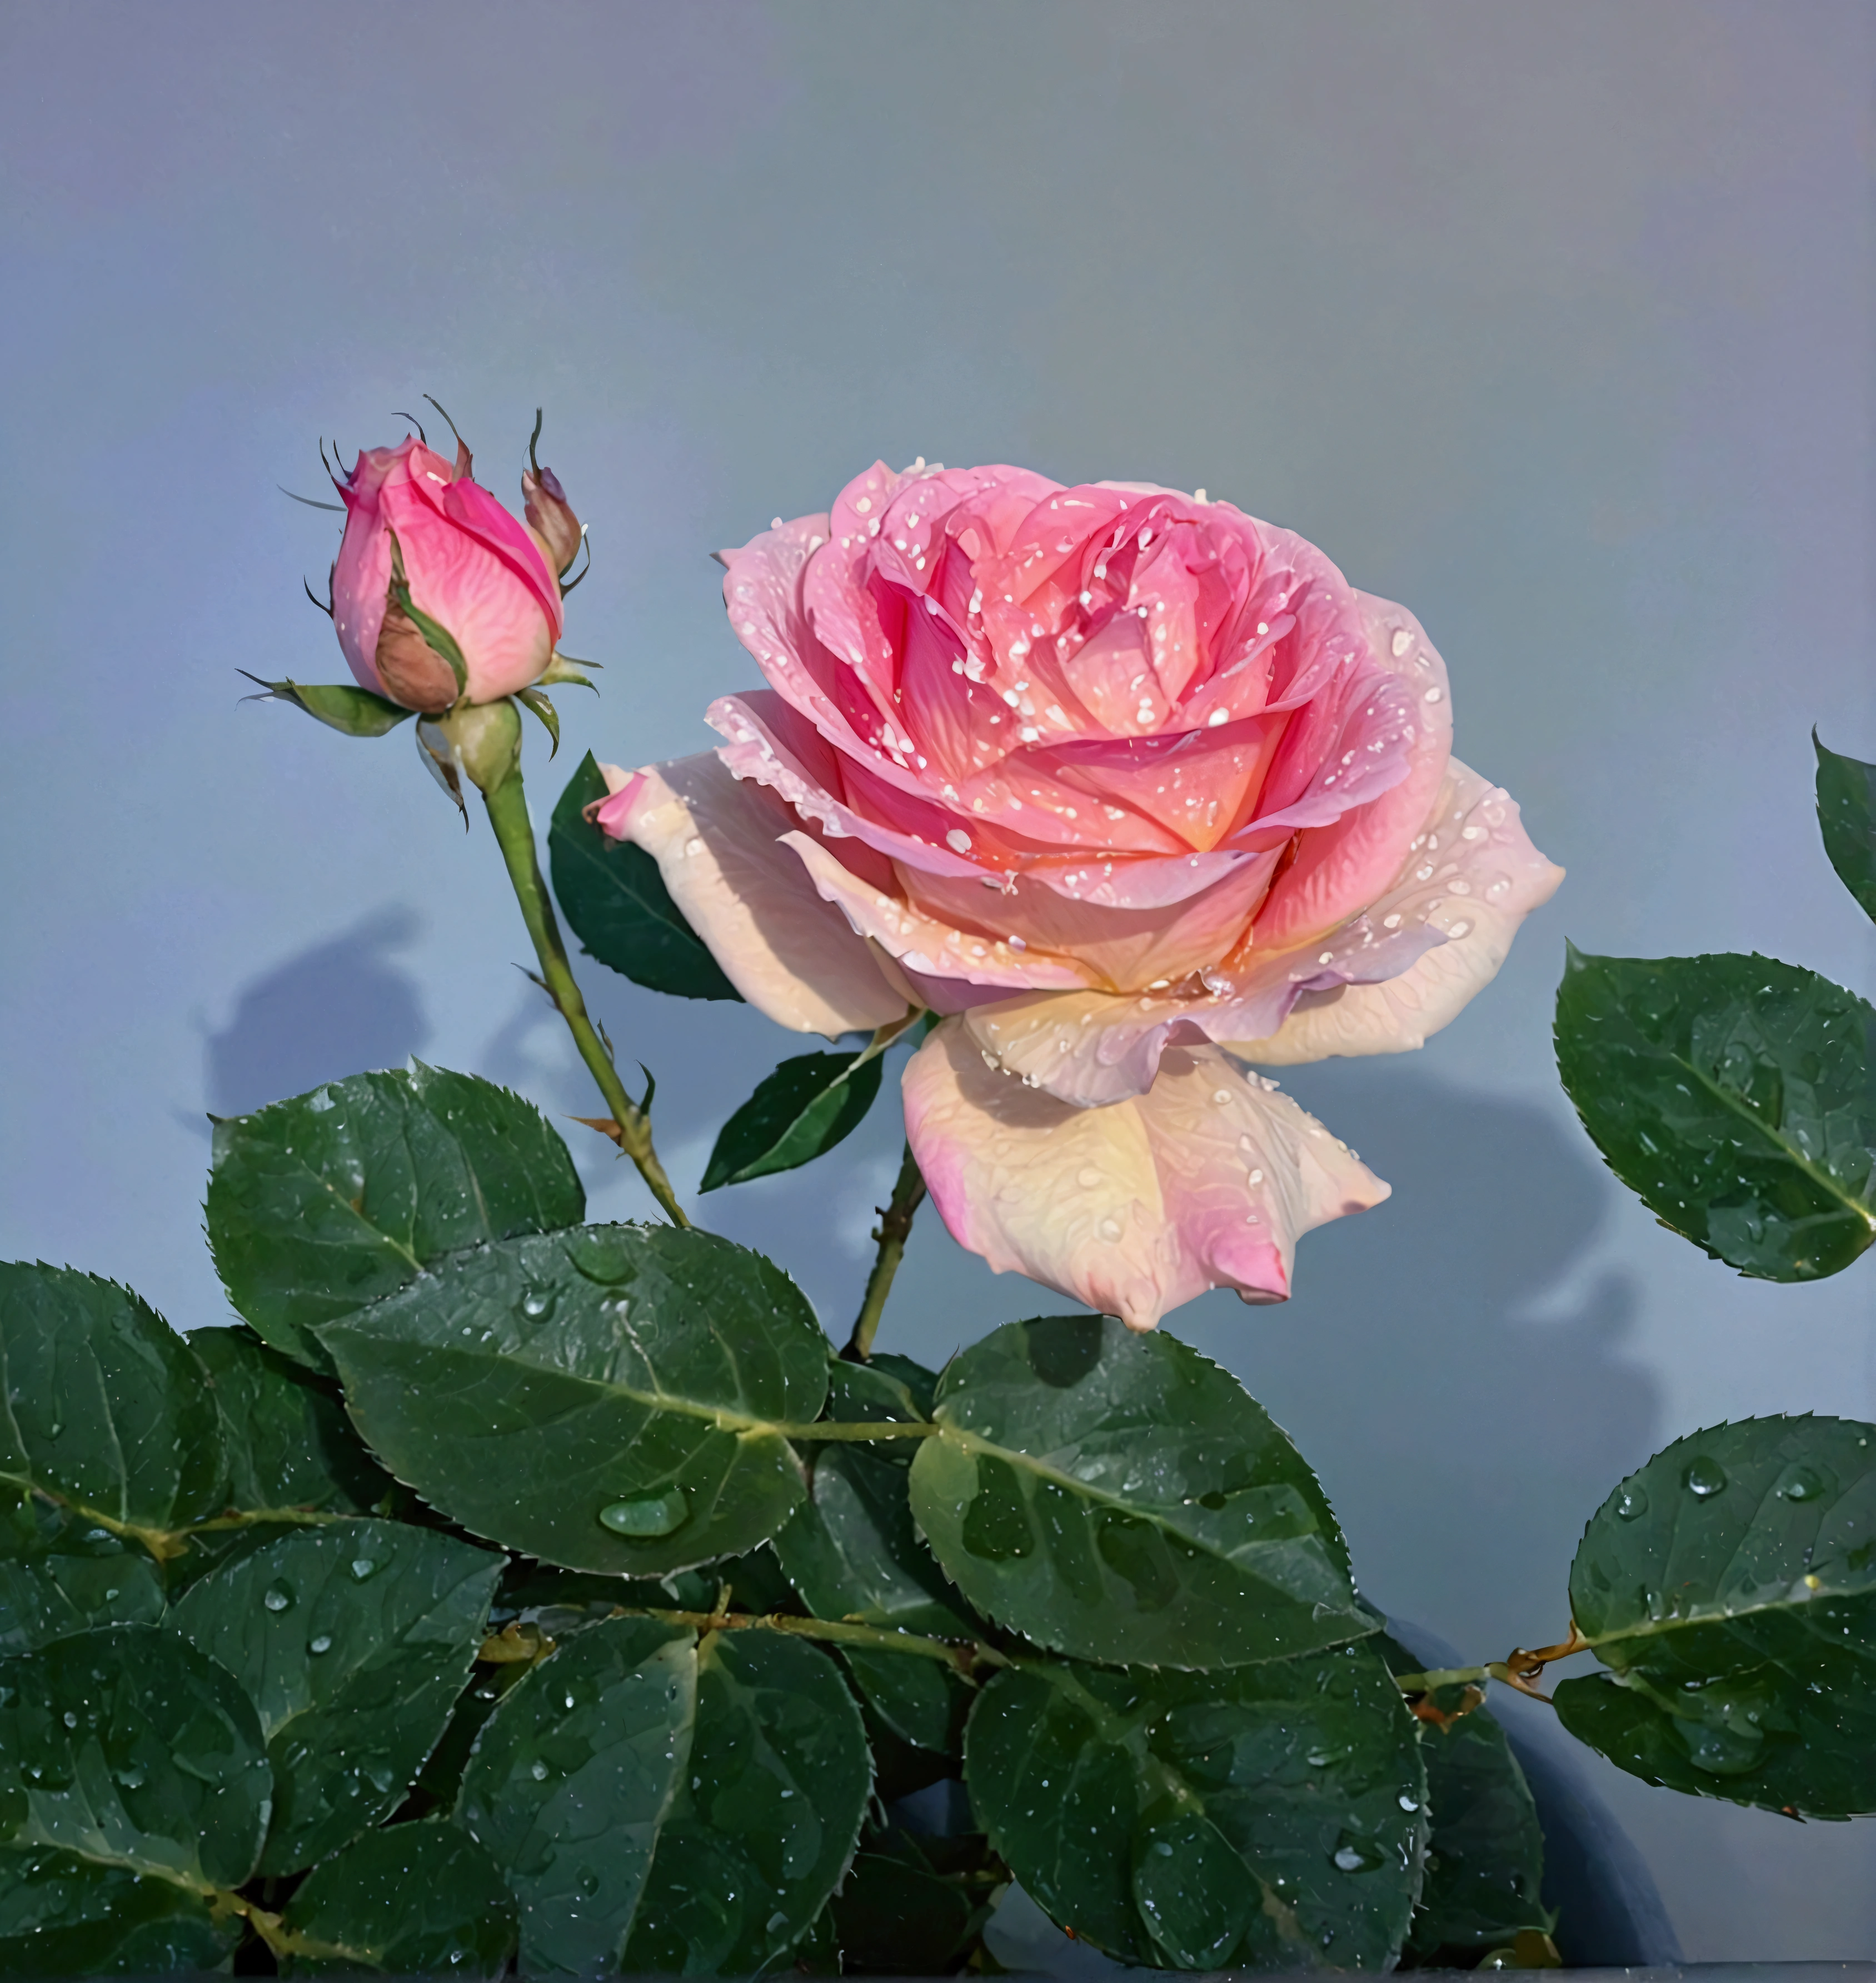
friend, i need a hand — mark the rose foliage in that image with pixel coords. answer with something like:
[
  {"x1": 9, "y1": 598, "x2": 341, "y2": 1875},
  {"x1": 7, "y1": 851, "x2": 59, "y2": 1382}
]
[{"x1": 2, "y1": 430, "x2": 1871, "y2": 1979}]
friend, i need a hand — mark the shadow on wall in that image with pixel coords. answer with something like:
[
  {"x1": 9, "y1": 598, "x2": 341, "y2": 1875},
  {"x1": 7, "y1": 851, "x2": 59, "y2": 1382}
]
[
  {"x1": 1184, "y1": 1057, "x2": 1662, "y2": 1650},
  {"x1": 203, "y1": 906, "x2": 429, "y2": 1118}
]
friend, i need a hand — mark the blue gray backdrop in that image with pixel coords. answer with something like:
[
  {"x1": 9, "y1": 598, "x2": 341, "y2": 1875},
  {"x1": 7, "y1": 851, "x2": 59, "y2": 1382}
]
[{"x1": 3, "y1": 1, "x2": 1872, "y2": 1955}]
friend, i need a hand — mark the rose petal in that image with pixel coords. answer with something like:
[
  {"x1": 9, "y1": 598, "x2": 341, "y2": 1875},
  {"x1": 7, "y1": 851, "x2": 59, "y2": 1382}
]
[
  {"x1": 593, "y1": 753, "x2": 906, "y2": 1038},
  {"x1": 902, "y1": 1023, "x2": 1389, "y2": 1330},
  {"x1": 1224, "y1": 758, "x2": 1564, "y2": 1064}
]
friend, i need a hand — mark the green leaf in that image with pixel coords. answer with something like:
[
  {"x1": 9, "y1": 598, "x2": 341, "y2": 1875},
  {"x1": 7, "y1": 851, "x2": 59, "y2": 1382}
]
[
  {"x1": 1556, "y1": 1414, "x2": 1876, "y2": 1817},
  {"x1": 965, "y1": 1642, "x2": 1426, "y2": 1971},
  {"x1": 702, "y1": 1051, "x2": 885, "y2": 1191},
  {"x1": 455, "y1": 1615, "x2": 697, "y2": 1978},
  {"x1": 621, "y1": 1631, "x2": 872, "y2": 1976},
  {"x1": 189, "y1": 1327, "x2": 389, "y2": 1516},
  {"x1": 870, "y1": 1352, "x2": 940, "y2": 1422},
  {"x1": 320, "y1": 1223, "x2": 828, "y2": 1575},
  {"x1": 1555, "y1": 948, "x2": 1876, "y2": 1281},
  {"x1": 0, "y1": 1265, "x2": 225, "y2": 1549},
  {"x1": 0, "y1": 1625, "x2": 272, "y2": 1891},
  {"x1": 167, "y1": 1518, "x2": 503, "y2": 1874},
  {"x1": 908, "y1": 1316, "x2": 1371, "y2": 1669},
  {"x1": 280, "y1": 1823, "x2": 516, "y2": 1977},
  {"x1": 238, "y1": 674, "x2": 415, "y2": 738},
  {"x1": 1374, "y1": 1640, "x2": 1550, "y2": 1959},
  {"x1": 206, "y1": 1062, "x2": 586, "y2": 1369},
  {"x1": 840, "y1": 1645, "x2": 969, "y2": 1760},
  {"x1": 0, "y1": 1492, "x2": 166, "y2": 1656},
  {"x1": 548, "y1": 754, "x2": 741, "y2": 1000},
  {"x1": 0, "y1": 1844, "x2": 240, "y2": 1976},
  {"x1": 831, "y1": 1826, "x2": 995, "y2": 1975},
  {"x1": 1816, "y1": 731, "x2": 1876, "y2": 923}
]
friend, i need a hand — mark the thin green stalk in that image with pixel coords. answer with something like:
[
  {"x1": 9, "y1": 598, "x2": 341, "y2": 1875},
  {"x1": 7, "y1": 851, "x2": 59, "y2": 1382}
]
[
  {"x1": 845, "y1": 1141, "x2": 926, "y2": 1359},
  {"x1": 614, "y1": 1603, "x2": 1006, "y2": 1673},
  {"x1": 482, "y1": 767, "x2": 688, "y2": 1226},
  {"x1": 774, "y1": 1419, "x2": 937, "y2": 1442}
]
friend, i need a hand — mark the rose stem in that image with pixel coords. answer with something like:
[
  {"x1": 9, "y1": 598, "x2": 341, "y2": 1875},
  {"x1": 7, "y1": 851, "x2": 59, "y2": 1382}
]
[
  {"x1": 844, "y1": 1141, "x2": 926, "y2": 1360},
  {"x1": 482, "y1": 764, "x2": 690, "y2": 1227}
]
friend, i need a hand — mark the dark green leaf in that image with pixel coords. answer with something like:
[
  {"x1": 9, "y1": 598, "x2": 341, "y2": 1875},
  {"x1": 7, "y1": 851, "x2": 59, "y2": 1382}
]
[
  {"x1": 1375, "y1": 1640, "x2": 1550, "y2": 1959},
  {"x1": 841, "y1": 1645, "x2": 969, "y2": 1758},
  {"x1": 548, "y1": 754, "x2": 741, "y2": 1000},
  {"x1": 832, "y1": 1826, "x2": 994, "y2": 1975},
  {"x1": 965, "y1": 1642, "x2": 1426, "y2": 1971},
  {"x1": 0, "y1": 1492, "x2": 166, "y2": 1656},
  {"x1": 0, "y1": 1844, "x2": 239, "y2": 1976},
  {"x1": 622, "y1": 1631, "x2": 872, "y2": 1975},
  {"x1": 1555, "y1": 948, "x2": 1876, "y2": 1281},
  {"x1": 320, "y1": 1223, "x2": 827, "y2": 1575},
  {"x1": 189, "y1": 1326, "x2": 389, "y2": 1516},
  {"x1": 167, "y1": 1518, "x2": 502, "y2": 1874},
  {"x1": 455, "y1": 1615, "x2": 697, "y2": 1977},
  {"x1": 0, "y1": 1625, "x2": 271, "y2": 1890},
  {"x1": 870, "y1": 1352, "x2": 940, "y2": 1422},
  {"x1": 280, "y1": 1822, "x2": 516, "y2": 1977},
  {"x1": 702, "y1": 1051, "x2": 885, "y2": 1191},
  {"x1": 1816, "y1": 732, "x2": 1876, "y2": 923},
  {"x1": 239, "y1": 674, "x2": 415, "y2": 738},
  {"x1": 206, "y1": 1063, "x2": 586, "y2": 1371},
  {"x1": 908, "y1": 1316, "x2": 1371, "y2": 1669},
  {"x1": 0, "y1": 1265, "x2": 225, "y2": 1548},
  {"x1": 1557, "y1": 1414, "x2": 1876, "y2": 1817}
]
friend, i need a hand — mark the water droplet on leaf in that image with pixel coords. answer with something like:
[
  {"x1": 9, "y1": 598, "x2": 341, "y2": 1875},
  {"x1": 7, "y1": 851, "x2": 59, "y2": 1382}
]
[
  {"x1": 263, "y1": 1581, "x2": 293, "y2": 1613},
  {"x1": 598, "y1": 1489, "x2": 688, "y2": 1538},
  {"x1": 1683, "y1": 1456, "x2": 1728, "y2": 1499}
]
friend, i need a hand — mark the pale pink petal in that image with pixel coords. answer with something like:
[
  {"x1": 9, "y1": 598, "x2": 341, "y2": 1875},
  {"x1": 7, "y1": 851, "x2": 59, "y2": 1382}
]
[
  {"x1": 902, "y1": 1024, "x2": 1389, "y2": 1331},
  {"x1": 1250, "y1": 592, "x2": 1454, "y2": 950},
  {"x1": 1224, "y1": 758, "x2": 1564, "y2": 1065},
  {"x1": 592, "y1": 754, "x2": 906, "y2": 1038}
]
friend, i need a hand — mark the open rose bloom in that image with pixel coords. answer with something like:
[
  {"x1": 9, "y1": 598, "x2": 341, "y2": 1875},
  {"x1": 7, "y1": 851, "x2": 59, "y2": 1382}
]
[{"x1": 600, "y1": 462, "x2": 1561, "y2": 1328}]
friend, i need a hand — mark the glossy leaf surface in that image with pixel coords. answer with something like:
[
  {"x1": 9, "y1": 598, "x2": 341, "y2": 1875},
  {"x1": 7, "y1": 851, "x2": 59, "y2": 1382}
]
[
  {"x1": 168, "y1": 1518, "x2": 502, "y2": 1872},
  {"x1": 280, "y1": 1822, "x2": 516, "y2": 1977},
  {"x1": 1558, "y1": 1414, "x2": 1876, "y2": 1816},
  {"x1": 0, "y1": 1845, "x2": 238, "y2": 1976},
  {"x1": 456, "y1": 1615, "x2": 696, "y2": 1978},
  {"x1": 189, "y1": 1327, "x2": 388, "y2": 1516},
  {"x1": 0, "y1": 1266, "x2": 224, "y2": 1545},
  {"x1": 206, "y1": 1063, "x2": 586, "y2": 1368},
  {"x1": 1378, "y1": 1641, "x2": 1549, "y2": 1959},
  {"x1": 549, "y1": 754, "x2": 740, "y2": 1000},
  {"x1": 1555, "y1": 948, "x2": 1876, "y2": 1280},
  {"x1": 322, "y1": 1223, "x2": 827, "y2": 1574},
  {"x1": 831, "y1": 1827, "x2": 994, "y2": 1975},
  {"x1": 621, "y1": 1631, "x2": 872, "y2": 1976},
  {"x1": 1816, "y1": 733, "x2": 1876, "y2": 923},
  {"x1": 966, "y1": 1642, "x2": 1426, "y2": 1971},
  {"x1": 909, "y1": 1316, "x2": 1370, "y2": 1668},
  {"x1": 0, "y1": 1625, "x2": 271, "y2": 1891},
  {"x1": 0, "y1": 1493, "x2": 166, "y2": 1656},
  {"x1": 702, "y1": 1050, "x2": 884, "y2": 1190}
]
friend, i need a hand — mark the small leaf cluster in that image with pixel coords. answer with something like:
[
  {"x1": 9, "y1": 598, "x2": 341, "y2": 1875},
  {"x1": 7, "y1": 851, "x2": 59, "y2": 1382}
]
[
  {"x1": 0, "y1": 1066, "x2": 1568, "y2": 1974},
  {"x1": 1556, "y1": 735, "x2": 1876, "y2": 1281}
]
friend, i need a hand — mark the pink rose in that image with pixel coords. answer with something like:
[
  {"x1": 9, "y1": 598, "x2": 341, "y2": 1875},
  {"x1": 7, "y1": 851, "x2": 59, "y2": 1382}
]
[
  {"x1": 331, "y1": 434, "x2": 565, "y2": 712},
  {"x1": 599, "y1": 461, "x2": 1561, "y2": 1328}
]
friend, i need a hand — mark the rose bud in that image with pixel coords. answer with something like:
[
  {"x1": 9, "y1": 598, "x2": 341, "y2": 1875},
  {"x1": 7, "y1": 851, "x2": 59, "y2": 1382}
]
[
  {"x1": 332, "y1": 435, "x2": 563, "y2": 713},
  {"x1": 598, "y1": 460, "x2": 1564, "y2": 1330},
  {"x1": 522, "y1": 462, "x2": 583, "y2": 577}
]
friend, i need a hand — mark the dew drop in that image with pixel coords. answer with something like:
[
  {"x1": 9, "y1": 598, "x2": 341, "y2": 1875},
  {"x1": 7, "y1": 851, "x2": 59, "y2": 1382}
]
[
  {"x1": 530, "y1": 1759, "x2": 550, "y2": 1782},
  {"x1": 518, "y1": 1286, "x2": 556, "y2": 1323},
  {"x1": 598, "y1": 1488, "x2": 688, "y2": 1538},
  {"x1": 263, "y1": 1581, "x2": 293, "y2": 1613},
  {"x1": 350, "y1": 1558, "x2": 377, "y2": 1581},
  {"x1": 1778, "y1": 1464, "x2": 1823, "y2": 1502},
  {"x1": 62, "y1": 1710, "x2": 78, "y2": 1729},
  {"x1": 1683, "y1": 1456, "x2": 1728, "y2": 1499},
  {"x1": 1615, "y1": 1483, "x2": 1649, "y2": 1522},
  {"x1": 577, "y1": 1868, "x2": 600, "y2": 1898},
  {"x1": 308, "y1": 1633, "x2": 334, "y2": 1656},
  {"x1": 1398, "y1": 1793, "x2": 1420, "y2": 1812}
]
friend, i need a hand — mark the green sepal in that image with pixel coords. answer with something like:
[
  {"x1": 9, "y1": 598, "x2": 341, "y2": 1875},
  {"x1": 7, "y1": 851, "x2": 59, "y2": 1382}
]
[
  {"x1": 386, "y1": 534, "x2": 468, "y2": 697},
  {"x1": 1555, "y1": 946, "x2": 1876, "y2": 1281},
  {"x1": 516, "y1": 686, "x2": 560, "y2": 756},
  {"x1": 547, "y1": 754, "x2": 741, "y2": 1001},
  {"x1": 1815, "y1": 730, "x2": 1876, "y2": 924},
  {"x1": 238, "y1": 673, "x2": 415, "y2": 736},
  {"x1": 702, "y1": 1049, "x2": 886, "y2": 1190}
]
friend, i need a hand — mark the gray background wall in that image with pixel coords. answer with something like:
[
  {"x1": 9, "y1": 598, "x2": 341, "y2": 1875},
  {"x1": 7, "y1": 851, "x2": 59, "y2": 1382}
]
[{"x1": 2, "y1": 1, "x2": 1872, "y2": 1956}]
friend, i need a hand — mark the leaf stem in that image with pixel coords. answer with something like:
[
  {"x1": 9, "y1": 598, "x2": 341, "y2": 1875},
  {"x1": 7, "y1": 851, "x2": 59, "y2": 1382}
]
[
  {"x1": 775, "y1": 1419, "x2": 938, "y2": 1442},
  {"x1": 844, "y1": 1141, "x2": 926, "y2": 1359},
  {"x1": 482, "y1": 766, "x2": 688, "y2": 1226},
  {"x1": 616, "y1": 1603, "x2": 1005, "y2": 1674}
]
